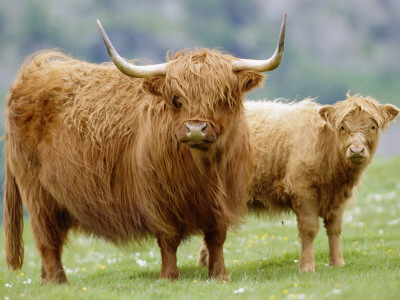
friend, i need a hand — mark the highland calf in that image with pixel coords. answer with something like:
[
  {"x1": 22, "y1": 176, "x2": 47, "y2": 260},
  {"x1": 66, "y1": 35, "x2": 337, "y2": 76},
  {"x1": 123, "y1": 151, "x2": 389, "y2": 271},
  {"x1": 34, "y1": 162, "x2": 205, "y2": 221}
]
[
  {"x1": 198, "y1": 93, "x2": 398, "y2": 272},
  {"x1": 246, "y1": 93, "x2": 399, "y2": 272},
  {"x1": 3, "y1": 15, "x2": 286, "y2": 283}
]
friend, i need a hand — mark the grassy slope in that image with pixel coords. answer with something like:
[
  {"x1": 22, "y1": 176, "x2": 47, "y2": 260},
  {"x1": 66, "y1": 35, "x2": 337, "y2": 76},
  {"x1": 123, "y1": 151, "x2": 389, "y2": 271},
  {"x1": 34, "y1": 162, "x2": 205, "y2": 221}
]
[{"x1": 1, "y1": 157, "x2": 399, "y2": 300}]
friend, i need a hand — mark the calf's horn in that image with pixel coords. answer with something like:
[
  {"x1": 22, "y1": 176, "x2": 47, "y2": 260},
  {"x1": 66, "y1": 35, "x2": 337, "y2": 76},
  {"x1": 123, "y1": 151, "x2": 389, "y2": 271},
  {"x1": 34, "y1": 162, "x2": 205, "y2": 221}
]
[
  {"x1": 232, "y1": 12, "x2": 286, "y2": 72},
  {"x1": 97, "y1": 20, "x2": 168, "y2": 78}
]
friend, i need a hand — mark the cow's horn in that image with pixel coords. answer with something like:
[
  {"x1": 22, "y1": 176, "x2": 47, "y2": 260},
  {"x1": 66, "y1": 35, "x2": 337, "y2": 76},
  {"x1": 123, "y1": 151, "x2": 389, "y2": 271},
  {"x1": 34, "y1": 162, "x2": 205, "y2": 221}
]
[
  {"x1": 97, "y1": 20, "x2": 167, "y2": 78},
  {"x1": 232, "y1": 13, "x2": 286, "y2": 72}
]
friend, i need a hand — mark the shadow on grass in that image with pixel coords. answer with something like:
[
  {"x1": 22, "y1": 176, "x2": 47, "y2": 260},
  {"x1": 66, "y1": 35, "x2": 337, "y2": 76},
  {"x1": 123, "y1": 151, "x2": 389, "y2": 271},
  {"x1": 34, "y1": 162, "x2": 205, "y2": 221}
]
[
  {"x1": 73, "y1": 264, "x2": 210, "y2": 284},
  {"x1": 66, "y1": 249, "x2": 373, "y2": 286}
]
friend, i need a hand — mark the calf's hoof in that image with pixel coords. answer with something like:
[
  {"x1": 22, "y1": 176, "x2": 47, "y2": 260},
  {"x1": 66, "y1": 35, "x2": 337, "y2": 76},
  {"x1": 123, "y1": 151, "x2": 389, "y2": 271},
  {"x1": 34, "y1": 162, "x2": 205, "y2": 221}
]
[
  {"x1": 330, "y1": 259, "x2": 345, "y2": 267},
  {"x1": 299, "y1": 263, "x2": 315, "y2": 273}
]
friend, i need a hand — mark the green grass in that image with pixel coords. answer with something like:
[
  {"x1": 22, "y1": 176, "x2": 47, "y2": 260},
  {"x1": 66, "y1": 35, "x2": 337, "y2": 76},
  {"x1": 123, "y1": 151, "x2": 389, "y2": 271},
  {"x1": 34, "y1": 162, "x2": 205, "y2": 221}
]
[{"x1": 1, "y1": 156, "x2": 400, "y2": 299}]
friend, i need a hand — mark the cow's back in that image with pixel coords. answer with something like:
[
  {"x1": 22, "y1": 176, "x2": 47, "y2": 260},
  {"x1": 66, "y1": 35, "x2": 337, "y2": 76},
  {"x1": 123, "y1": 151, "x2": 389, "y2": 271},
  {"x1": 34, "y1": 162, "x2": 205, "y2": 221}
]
[{"x1": 7, "y1": 51, "x2": 142, "y2": 149}]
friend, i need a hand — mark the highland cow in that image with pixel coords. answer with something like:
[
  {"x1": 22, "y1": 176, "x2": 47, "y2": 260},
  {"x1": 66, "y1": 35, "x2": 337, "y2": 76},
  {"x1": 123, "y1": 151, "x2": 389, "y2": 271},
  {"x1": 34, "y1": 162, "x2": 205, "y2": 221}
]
[
  {"x1": 198, "y1": 93, "x2": 398, "y2": 272},
  {"x1": 3, "y1": 15, "x2": 286, "y2": 283}
]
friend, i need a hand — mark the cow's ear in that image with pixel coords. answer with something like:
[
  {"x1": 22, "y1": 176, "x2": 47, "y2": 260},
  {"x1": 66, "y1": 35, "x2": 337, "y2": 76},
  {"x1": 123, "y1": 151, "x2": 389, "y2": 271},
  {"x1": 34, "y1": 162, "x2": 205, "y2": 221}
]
[
  {"x1": 318, "y1": 105, "x2": 336, "y2": 128},
  {"x1": 142, "y1": 76, "x2": 165, "y2": 97},
  {"x1": 237, "y1": 71, "x2": 265, "y2": 93},
  {"x1": 380, "y1": 104, "x2": 399, "y2": 130}
]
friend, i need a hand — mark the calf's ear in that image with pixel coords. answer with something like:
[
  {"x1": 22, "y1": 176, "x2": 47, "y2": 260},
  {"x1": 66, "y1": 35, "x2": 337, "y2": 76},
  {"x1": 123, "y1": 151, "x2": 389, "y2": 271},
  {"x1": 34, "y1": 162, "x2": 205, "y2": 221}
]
[
  {"x1": 382, "y1": 104, "x2": 399, "y2": 122},
  {"x1": 381, "y1": 104, "x2": 399, "y2": 130},
  {"x1": 318, "y1": 105, "x2": 336, "y2": 128}
]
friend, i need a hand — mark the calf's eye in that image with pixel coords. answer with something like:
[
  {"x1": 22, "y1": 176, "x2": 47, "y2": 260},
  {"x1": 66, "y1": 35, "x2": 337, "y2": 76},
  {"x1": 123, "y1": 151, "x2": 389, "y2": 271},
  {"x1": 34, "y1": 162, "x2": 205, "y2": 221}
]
[{"x1": 371, "y1": 125, "x2": 376, "y2": 130}]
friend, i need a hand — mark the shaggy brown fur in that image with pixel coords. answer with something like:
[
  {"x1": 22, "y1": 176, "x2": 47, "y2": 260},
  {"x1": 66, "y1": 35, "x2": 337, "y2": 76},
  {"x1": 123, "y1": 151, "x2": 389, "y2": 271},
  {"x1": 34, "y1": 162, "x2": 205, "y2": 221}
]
[
  {"x1": 198, "y1": 93, "x2": 399, "y2": 272},
  {"x1": 3, "y1": 49, "x2": 265, "y2": 283}
]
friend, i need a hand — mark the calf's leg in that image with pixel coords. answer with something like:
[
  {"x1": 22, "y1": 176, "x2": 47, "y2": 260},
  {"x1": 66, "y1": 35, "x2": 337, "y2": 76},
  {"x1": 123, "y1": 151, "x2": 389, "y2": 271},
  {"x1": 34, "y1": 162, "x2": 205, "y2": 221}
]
[
  {"x1": 203, "y1": 226, "x2": 229, "y2": 281},
  {"x1": 197, "y1": 238, "x2": 208, "y2": 267},
  {"x1": 295, "y1": 209, "x2": 319, "y2": 272},
  {"x1": 324, "y1": 208, "x2": 345, "y2": 266},
  {"x1": 156, "y1": 235, "x2": 180, "y2": 280}
]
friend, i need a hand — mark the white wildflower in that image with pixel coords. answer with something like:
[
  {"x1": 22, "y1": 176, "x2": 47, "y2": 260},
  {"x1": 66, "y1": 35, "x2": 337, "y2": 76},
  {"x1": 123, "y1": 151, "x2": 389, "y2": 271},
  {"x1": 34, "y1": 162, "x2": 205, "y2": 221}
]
[
  {"x1": 136, "y1": 259, "x2": 147, "y2": 267},
  {"x1": 331, "y1": 289, "x2": 341, "y2": 294},
  {"x1": 344, "y1": 215, "x2": 353, "y2": 223},
  {"x1": 387, "y1": 219, "x2": 400, "y2": 226},
  {"x1": 28, "y1": 261, "x2": 36, "y2": 267},
  {"x1": 107, "y1": 258, "x2": 117, "y2": 264},
  {"x1": 233, "y1": 287, "x2": 245, "y2": 294}
]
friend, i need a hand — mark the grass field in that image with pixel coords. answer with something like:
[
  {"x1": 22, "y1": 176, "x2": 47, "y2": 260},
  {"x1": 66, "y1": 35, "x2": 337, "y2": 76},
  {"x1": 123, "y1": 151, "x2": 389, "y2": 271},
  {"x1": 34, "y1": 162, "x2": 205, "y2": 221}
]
[{"x1": 1, "y1": 156, "x2": 399, "y2": 300}]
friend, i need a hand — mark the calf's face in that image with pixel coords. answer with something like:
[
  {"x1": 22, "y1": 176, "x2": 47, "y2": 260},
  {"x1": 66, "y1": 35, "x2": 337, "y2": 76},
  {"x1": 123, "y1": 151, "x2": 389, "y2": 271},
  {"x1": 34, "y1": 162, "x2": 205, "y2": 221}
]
[
  {"x1": 319, "y1": 94, "x2": 399, "y2": 168},
  {"x1": 337, "y1": 110, "x2": 380, "y2": 165}
]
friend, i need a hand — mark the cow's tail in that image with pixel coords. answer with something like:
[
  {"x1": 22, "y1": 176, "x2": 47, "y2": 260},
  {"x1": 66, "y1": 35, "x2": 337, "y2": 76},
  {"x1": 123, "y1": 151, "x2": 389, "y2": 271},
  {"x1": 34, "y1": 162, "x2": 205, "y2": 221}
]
[{"x1": 3, "y1": 162, "x2": 24, "y2": 270}]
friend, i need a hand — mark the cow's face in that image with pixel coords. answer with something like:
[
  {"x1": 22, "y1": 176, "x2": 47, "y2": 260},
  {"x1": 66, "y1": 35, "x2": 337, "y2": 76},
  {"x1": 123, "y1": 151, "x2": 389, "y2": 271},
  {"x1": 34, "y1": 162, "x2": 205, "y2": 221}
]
[
  {"x1": 142, "y1": 50, "x2": 264, "y2": 152},
  {"x1": 97, "y1": 15, "x2": 285, "y2": 152},
  {"x1": 319, "y1": 93, "x2": 399, "y2": 168}
]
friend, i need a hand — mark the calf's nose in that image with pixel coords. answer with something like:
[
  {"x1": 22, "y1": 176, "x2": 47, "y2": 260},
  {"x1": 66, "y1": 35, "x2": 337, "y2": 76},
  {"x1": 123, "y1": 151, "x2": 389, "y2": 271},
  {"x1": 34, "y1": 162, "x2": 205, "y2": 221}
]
[{"x1": 349, "y1": 146, "x2": 365, "y2": 156}]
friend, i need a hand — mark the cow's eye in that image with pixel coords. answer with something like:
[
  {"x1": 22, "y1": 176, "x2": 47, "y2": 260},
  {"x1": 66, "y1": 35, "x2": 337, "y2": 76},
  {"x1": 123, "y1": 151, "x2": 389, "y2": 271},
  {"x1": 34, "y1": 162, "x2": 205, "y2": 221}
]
[
  {"x1": 172, "y1": 96, "x2": 182, "y2": 109},
  {"x1": 340, "y1": 125, "x2": 345, "y2": 131},
  {"x1": 371, "y1": 125, "x2": 376, "y2": 130}
]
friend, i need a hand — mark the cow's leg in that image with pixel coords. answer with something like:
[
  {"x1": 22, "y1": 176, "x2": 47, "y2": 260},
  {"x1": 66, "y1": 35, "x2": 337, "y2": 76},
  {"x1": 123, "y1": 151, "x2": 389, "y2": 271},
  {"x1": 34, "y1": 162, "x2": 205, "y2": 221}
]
[
  {"x1": 156, "y1": 235, "x2": 180, "y2": 280},
  {"x1": 204, "y1": 226, "x2": 229, "y2": 281},
  {"x1": 38, "y1": 245, "x2": 68, "y2": 284},
  {"x1": 27, "y1": 188, "x2": 71, "y2": 284},
  {"x1": 324, "y1": 207, "x2": 345, "y2": 267},
  {"x1": 295, "y1": 209, "x2": 319, "y2": 272},
  {"x1": 31, "y1": 210, "x2": 71, "y2": 284},
  {"x1": 197, "y1": 237, "x2": 208, "y2": 267}
]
